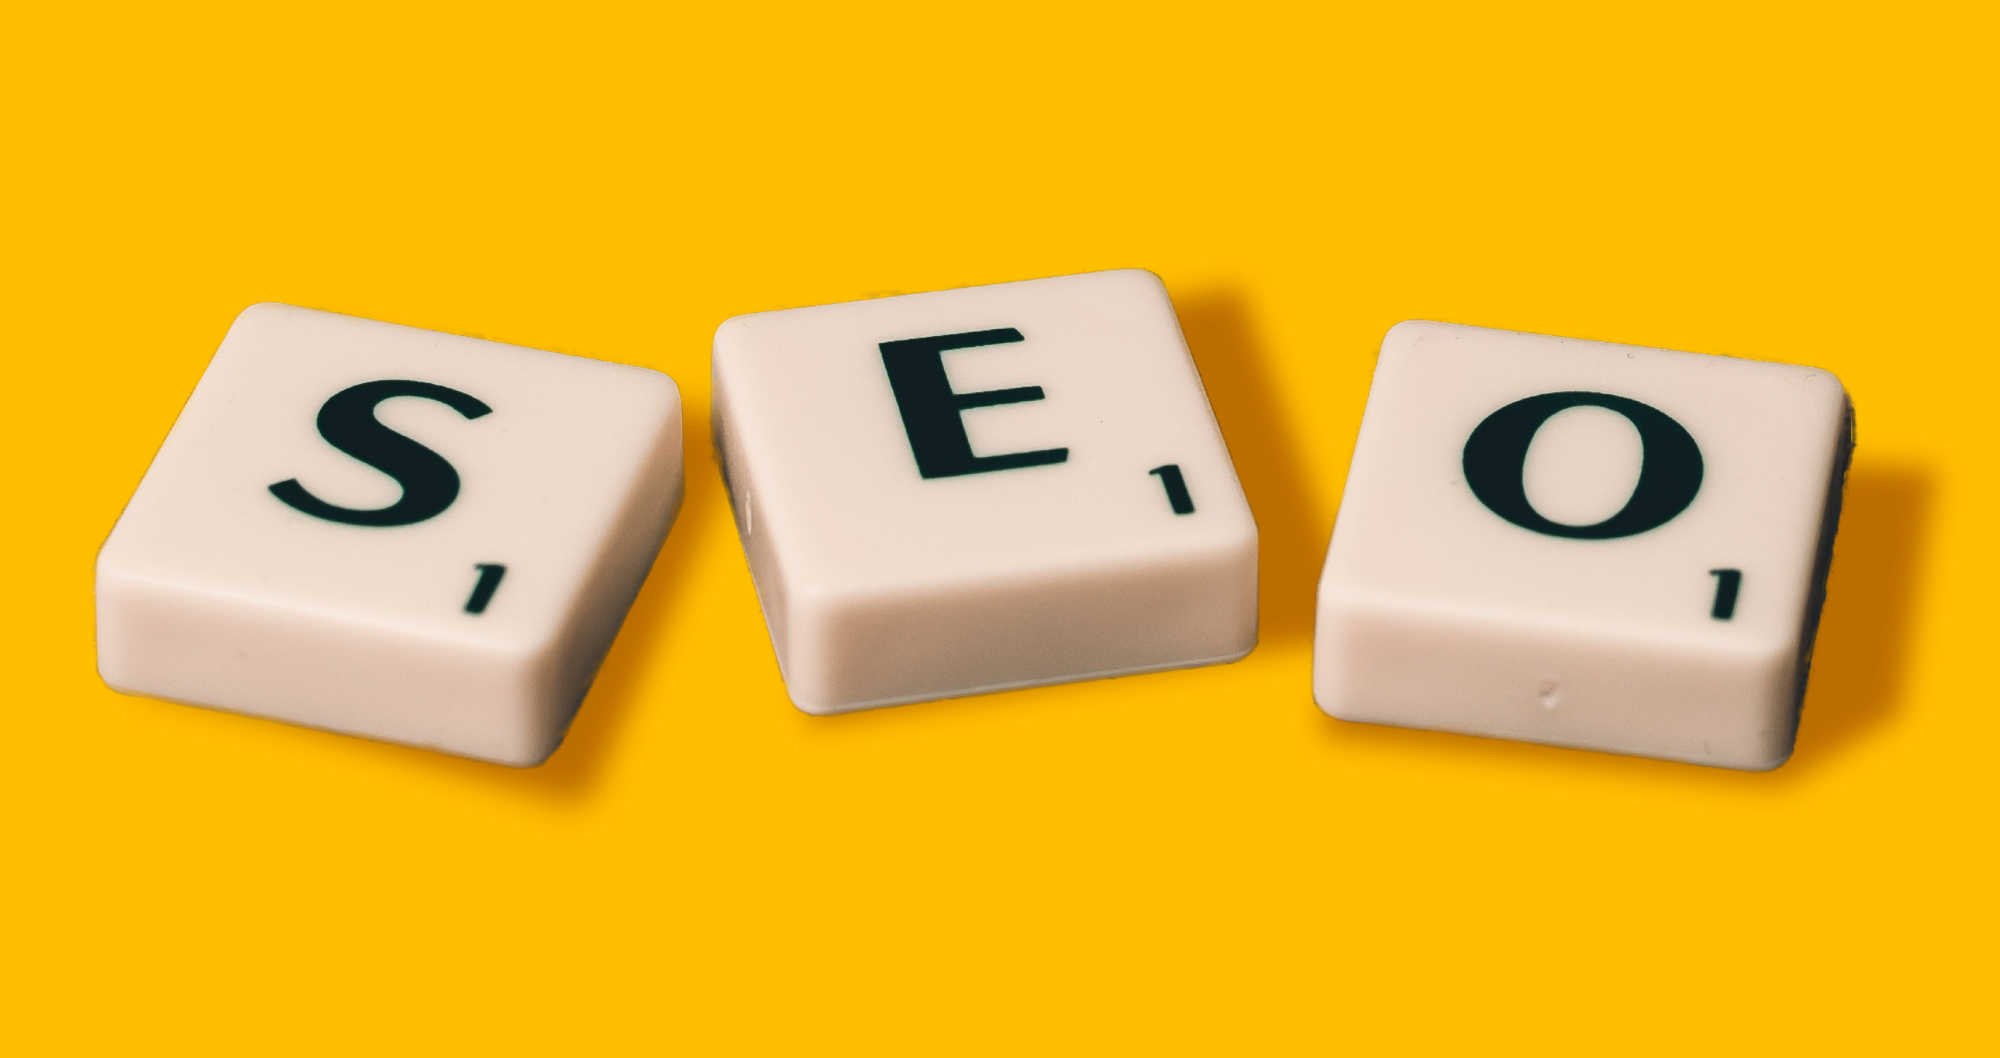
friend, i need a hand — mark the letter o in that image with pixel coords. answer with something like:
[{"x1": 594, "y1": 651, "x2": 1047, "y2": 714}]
[{"x1": 1461, "y1": 391, "x2": 1704, "y2": 539}]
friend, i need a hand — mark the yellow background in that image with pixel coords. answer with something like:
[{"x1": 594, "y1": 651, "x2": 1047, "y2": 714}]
[{"x1": 4, "y1": 2, "x2": 1992, "y2": 1052}]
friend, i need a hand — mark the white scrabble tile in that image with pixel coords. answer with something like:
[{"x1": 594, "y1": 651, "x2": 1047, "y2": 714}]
[
  {"x1": 96, "y1": 304, "x2": 683, "y2": 765},
  {"x1": 1314, "y1": 321, "x2": 1852, "y2": 770},
  {"x1": 713, "y1": 269, "x2": 1258, "y2": 714}
]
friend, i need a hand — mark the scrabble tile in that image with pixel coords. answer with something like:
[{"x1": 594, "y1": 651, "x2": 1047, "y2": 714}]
[
  {"x1": 713, "y1": 269, "x2": 1257, "y2": 714},
  {"x1": 1314, "y1": 321, "x2": 1852, "y2": 770},
  {"x1": 96, "y1": 305, "x2": 683, "y2": 765}
]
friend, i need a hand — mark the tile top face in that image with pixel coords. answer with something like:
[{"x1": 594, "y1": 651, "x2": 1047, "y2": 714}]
[
  {"x1": 1326, "y1": 321, "x2": 1851, "y2": 653},
  {"x1": 102, "y1": 304, "x2": 681, "y2": 652},
  {"x1": 713, "y1": 270, "x2": 1254, "y2": 599}
]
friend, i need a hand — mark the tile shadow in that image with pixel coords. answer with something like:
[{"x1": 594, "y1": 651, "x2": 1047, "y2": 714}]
[
  {"x1": 1786, "y1": 461, "x2": 1932, "y2": 772},
  {"x1": 1174, "y1": 290, "x2": 1326, "y2": 646},
  {"x1": 404, "y1": 413, "x2": 722, "y2": 800},
  {"x1": 532, "y1": 414, "x2": 724, "y2": 794}
]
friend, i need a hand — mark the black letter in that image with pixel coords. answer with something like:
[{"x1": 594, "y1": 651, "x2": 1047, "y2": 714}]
[
  {"x1": 270, "y1": 379, "x2": 492, "y2": 527},
  {"x1": 878, "y1": 328, "x2": 1069, "y2": 479},
  {"x1": 1462, "y1": 391, "x2": 1703, "y2": 539}
]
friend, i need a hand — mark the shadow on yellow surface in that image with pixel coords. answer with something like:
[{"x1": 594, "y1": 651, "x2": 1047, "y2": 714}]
[
  {"x1": 1790, "y1": 461, "x2": 1932, "y2": 772},
  {"x1": 1177, "y1": 291, "x2": 1326, "y2": 647},
  {"x1": 468, "y1": 412, "x2": 728, "y2": 797}
]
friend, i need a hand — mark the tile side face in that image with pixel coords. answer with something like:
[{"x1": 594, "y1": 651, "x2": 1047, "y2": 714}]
[
  {"x1": 713, "y1": 270, "x2": 1258, "y2": 713},
  {"x1": 1314, "y1": 321, "x2": 1852, "y2": 770},
  {"x1": 96, "y1": 304, "x2": 684, "y2": 764}
]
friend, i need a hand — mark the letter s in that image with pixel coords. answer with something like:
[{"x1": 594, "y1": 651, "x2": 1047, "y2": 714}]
[{"x1": 269, "y1": 379, "x2": 493, "y2": 527}]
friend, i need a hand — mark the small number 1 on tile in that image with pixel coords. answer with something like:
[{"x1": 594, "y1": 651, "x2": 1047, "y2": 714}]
[
  {"x1": 1709, "y1": 568, "x2": 1741, "y2": 620},
  {"x1": 466, "y1": 563, "x2": 507, "y2": 614},
  {"x1": 1150, "y1": 464, "x2": 1195, "y2": 515}
]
